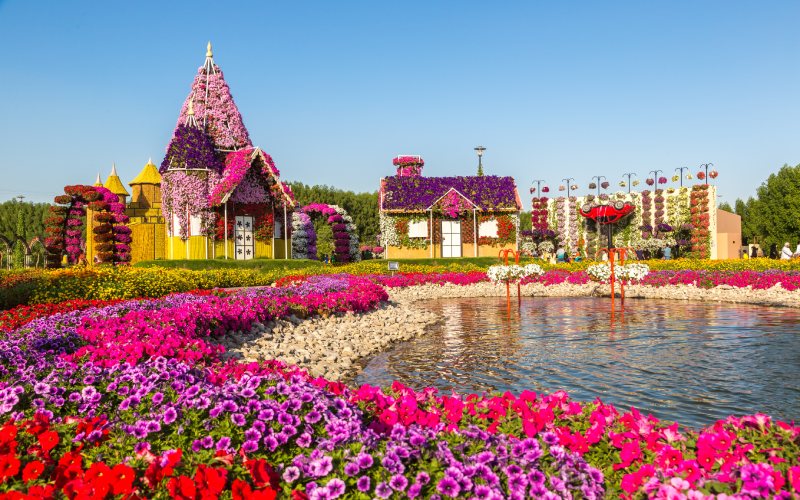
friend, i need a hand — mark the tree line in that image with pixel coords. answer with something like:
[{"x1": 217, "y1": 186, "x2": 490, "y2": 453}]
[
  {"x1": 718, "y1": 163, "x2": 800, "y2": 254},
  {"x1": 0, "y1": 200, "x2": 51, "y2": 267}
]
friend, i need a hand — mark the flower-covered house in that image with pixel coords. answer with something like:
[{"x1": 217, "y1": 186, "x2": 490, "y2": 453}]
[
  {"x1": 159, "y1": 43, "x2": 295, "y2": 260},
  {"x1": 379, "y1": 156, "x2": 522, "y2": 258}
]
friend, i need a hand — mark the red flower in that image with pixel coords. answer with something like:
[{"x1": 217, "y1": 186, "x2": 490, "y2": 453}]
[
  {"x1": 246, "y1": 459, "x2": 279, "y2": 489},
  {"x1": 37, "y1": 430, "x2": 59, "y2": 452},
  {"x1": 291, "y1": 490, "x2": 309, "y2": 500},
  {"x1": 194, "y1": 464, "x2": 227, "y2": 496},
  {"x1": 83, "y1": 462, "x2": 113, "y2": 497},
  {"x1": 109, "y1": 463, "x2": 135, "y2": 495},
  {"x1": 167, "y1": 475, "x2": 197, "y2": 500},
  {"x1": 0, "y1": 454, "x2": 21, "y2": 481},
  {"x1": 22, "y1": 460, "x2": 45, "y2": 482},
  {"x1": 232, "y1": 479, "x2": 278, "y2": 500},
  {"x1": 0, "y1": 424, "x2": 17, "y2": 447}
]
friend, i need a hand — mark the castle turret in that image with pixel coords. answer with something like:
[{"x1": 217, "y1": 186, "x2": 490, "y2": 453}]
[
  {"x1": 93, "y1": 173, "x2": 103, "y2": 187},
  {"x1": 104, "y1": 163, "x2": 130, "y2": 204},
  {"x1": 129, "y1": 158, "x2": 162, "y2": 218}
]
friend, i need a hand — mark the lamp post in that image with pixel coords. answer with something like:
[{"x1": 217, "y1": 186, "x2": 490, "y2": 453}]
[
  {"x1": 675, "y1": 167, "x2": 689, "y2": 187},
  {"x1": 649, "y1": 169, "x2": 664, "y2": 190},
  {"x1": 561, "y1": 177, "x2": 575, "y2": 195},
  {"x1": 699, "y1": 163, "x2": 713, "y2": 186},
  {"x1": 591, "y1": 176, "x2": 607, "y2": 198},
  {"x1": 530, "y1": 179, "x2": 545, "y2": 195},
  {"x1": 474, "y1": 146, "x2": 486, "y2": 176},
  {"x1": 622, "y1": 173, "x2": 636, "y2": 194}
]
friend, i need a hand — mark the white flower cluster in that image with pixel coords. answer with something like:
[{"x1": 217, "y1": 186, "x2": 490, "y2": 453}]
[
  {"x1": 616, "y1": 263, "x2": 650, "y2": 282},
  {"x1": 586, "y1": 263, "x2": 613, "y2": 283},
  {"x1": 378, "y1": 213, "x2": 399, "y2": 247},
  {"x1": 487, "y1": 263, "x2": 544, "y2": 284},
  {"x1": 538, "y1": 241, "x2": 554, "y2": 254},
  {"x1": 520, "y1": 240, "x2": 536, "y2": 256},
  {"x1": 587, "y1": 262, "x2": 650, "y2": 283}
]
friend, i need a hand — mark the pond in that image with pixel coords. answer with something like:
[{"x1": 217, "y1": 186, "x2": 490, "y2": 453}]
[{"x1": 351, "y1": 297, "x2": 800, "y2": 429}]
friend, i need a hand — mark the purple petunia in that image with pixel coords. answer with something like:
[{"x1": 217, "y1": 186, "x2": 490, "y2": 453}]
[{"x1": 356, "y1": 476, "x2": 371, "y2": 493}]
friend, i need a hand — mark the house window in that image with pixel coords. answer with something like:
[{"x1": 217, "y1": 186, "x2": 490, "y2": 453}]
[
  {"x1": 478, "y1": 219, "x2": 498, "y2": 238},
  {"x1": 408, "y1": 220, "x2": 428, "y2": 238}
]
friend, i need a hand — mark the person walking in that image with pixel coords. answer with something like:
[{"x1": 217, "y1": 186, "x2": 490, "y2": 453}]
[
  {"x1": 794, "y1": 242, "x2": 800, "y2": 258},
  {"x1": 780, "y1": 242, "x2": 793, "y2": 260}
]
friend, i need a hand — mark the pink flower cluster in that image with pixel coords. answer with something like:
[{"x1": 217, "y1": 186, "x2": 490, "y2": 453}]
[
  {"x1": 176, "y1": 64, "x2": 251, "y2": 150},
  {"x1": 67, "y1": 278, "x2": 387, "y2": 367}
]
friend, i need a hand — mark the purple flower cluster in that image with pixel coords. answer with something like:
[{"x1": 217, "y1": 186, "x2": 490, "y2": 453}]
[{"x1": 381, "y1": 176, "x2": 520, "y2": 212}]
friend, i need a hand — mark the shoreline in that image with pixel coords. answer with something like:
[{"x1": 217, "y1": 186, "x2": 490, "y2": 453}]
[{"x1": 220, "y1": 281, "x2": 800, "y2": 380}]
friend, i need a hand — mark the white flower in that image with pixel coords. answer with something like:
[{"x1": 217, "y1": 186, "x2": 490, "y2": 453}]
[
  {"x1": 617, "y1": 263, "x2": 649, "y2": 282},
  {"x1": 487, "y1": 264, "x2": 542, "y2": 283},
  {"x1": 586, "y1": 263, "x2": 612, "y2": 283}
]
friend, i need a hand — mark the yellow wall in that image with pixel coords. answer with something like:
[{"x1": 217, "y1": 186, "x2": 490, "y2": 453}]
[
  {"x1": 129, "y1": 222, "x2": 166, "y2": 263},
  {"x1": 386, "y1": 242, "x2": 517, "y2": 259},
  {"x1": 166, "y1": 236, "x2": 284, "y2": 260}
]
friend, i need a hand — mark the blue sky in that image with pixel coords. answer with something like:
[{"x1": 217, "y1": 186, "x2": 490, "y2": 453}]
[{"x1": 1, "y1": 0, "x2": 798, "y2": 208}]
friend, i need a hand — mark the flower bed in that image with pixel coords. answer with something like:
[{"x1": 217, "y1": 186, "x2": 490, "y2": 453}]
[{"x1": 1, "y1": 274, "x2": 799, "y2": 497}]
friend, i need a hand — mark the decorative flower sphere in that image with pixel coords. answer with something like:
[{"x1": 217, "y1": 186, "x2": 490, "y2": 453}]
[
  {"x1": 619, "y1": 181, "x2": 627, "y2": 188},
  {"x1": 588, "y1": 182, "x2": 597, "y2": 190},
  {"x1": 558, "y1": 185, "x2": 566, "y2": 191},
  {"x1": 671, "y1": 174, "x2": 679, "y2": 182},
  {"x1": 571, "y1": 184, "x2": 578, "y2": 190},
  {"x1": 646, "y1": 178, "x2": 655, "y2": 186},
  {"x1": 393, "y1": 155, "x2": 424, "y2": 167},
  {"x1": 658, "y1": 177, "x2": 668, "y2": 184},
  {"x1": 542, "y1": 186, "x2": 550, "y2": 193},
  {"x1": 632, "y1": 180, "x2": 640, "y2": 186},
  {"x1": 697, "y1": 171, "x2": 706, "y2": 180},
  {"x1": 709, "y1": 170, "x2": 718, "y2": 179},
  {"x1": 686, "y1": 173, "x2": 693, "y2": 180},
  {"x1": 530, "y1": 187, "x2": 536, "y2": 194},
  {"x1": 601, "y1": 181, "x2": 609, "y2": 189}
]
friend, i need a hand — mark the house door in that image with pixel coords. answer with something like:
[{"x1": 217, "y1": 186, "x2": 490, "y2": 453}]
[
  {"x1": 441, "y1": 220, "x2": 462, "y2": 258},
  {"x1": 235, "y1": 215, "x2": 254, "y2": 260}
]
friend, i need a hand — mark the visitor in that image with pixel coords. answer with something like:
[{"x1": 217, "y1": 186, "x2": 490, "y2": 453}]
[
  {"x1": 780, "y1": 242, "x2": 793, "y2": 260},
  {"x1": 794, "y1": 242, "x2": 800, "y2": 258},
  {"x1": 750, "y1": 246, "x2": 758, "y2": 259},
  {"x1": 663, "y1": 245, "x2": 672, "y2": 260},
  {"x1": 600, "y1": 250, "x2": 608, "y2": 262},
  {"x1": 556, "y1": 246, "x2": 566, "y2": 263},
  {"x1": 769, "y1": 243, "x2": 778, "y2": 259}
]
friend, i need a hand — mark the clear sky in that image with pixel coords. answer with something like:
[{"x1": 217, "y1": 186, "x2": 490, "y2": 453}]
[{"x1": 1, "y1": 0, "x2": 798, "y2": 208}]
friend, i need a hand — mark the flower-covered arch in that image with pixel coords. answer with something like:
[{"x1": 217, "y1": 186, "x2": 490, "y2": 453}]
[
  {"x1": 291, "y1": 204, "x2": 360, "y2": 262},
  {"x1": 44, "y1": 185, "x2": 131, "y2": 268}
]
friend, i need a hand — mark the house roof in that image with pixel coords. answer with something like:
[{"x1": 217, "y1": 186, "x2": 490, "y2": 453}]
[
  {"x1": 130, "y1": 159, "x2": 162, "y2": 186},
  {"x1": 208, "y1": 147, "x2": 296, "y2": 208},
  {"x1": 380, "y1": 175, "x2": 522, "y2": 213}
]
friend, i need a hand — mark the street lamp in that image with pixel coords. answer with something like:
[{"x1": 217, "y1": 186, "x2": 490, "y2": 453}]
[
  {"x1": 649, "y1": 169, "x2": 664, "y2": 189},
  {"x1": 699, "y1": 163, "x2": 713, "y2": 186},
  {"x1": 530, "y1": 179, "x2": 546, "y2": 195},
  {"x1": 622, "y1": 173, "x2": 636, "y2": 194},
  {"x1": 474, "y1": 146, "x2": 486, "y2": 176},
  {"x1": 591, "y1": 176, "x2": 607, "y2": 198},
  {"x1": 675, "y1": 167, "x2": 689, "y2": 188},
  {"x1": 561, "y1": 177, "x2": 575, "y2": 195}
]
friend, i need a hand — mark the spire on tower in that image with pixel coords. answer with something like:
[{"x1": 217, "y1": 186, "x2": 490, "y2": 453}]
[
  {"x1": 185, "y1": 97, "x2": 199, "y2": 129},
  {"x1": 203, "y1": 40, "x2": 217, "y2": 74},
  {"x1": 110, "y1": 163, "x2": 119, "y2": 177},
  {"x1": 206, "y1": 41, "x2": 213, "y2": 58},
  {"x1": 94, "y1": 173, "x2": 102, "y2": 187}
]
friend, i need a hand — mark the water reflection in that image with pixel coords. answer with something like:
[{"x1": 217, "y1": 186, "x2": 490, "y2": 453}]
[{"x1": 352, "y1": 297, "x2": 800, "y2": 429}]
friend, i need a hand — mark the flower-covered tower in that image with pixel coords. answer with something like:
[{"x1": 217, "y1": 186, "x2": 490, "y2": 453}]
[{"x1": 160, "y1": 42, "x2": 294, "y2": 260}]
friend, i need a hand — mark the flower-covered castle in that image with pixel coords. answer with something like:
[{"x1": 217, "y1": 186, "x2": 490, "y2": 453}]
[
  {"x1": 85, "y1": 43, "x2": 296, "y2": 263},
  {"x1": 379, "y1": 156, "x2": 522, "y2": 258}
]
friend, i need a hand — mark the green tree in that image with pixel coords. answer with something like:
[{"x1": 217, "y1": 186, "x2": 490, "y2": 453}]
[
  {"x1": 519, "y1": 211, "x2": 532, "y2": 231},
  {"x1": 314, "y1": 219, "x2": 334, "y2": 260},
  {"x1": 12, "y1": 208, "x2": 26, "y2": 268},
  {"x1": 738, "y1": 164, "x2": 800, "y2": 251},
  {"x1": 718, "y1": 201, "x2": 733, "y2": 212}
]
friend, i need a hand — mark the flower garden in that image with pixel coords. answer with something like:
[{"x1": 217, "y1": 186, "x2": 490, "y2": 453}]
[{"x1": 0, "y1": 258, "x2": 799, "y2": 499}]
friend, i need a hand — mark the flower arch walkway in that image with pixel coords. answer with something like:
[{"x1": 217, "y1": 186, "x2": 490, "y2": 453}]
[
  {"x1": 44, "y1": 185, "x2": 131, "y2": 268},
  {"x1": 291, "y1": 203, "x2": 360, "y2": 262}
]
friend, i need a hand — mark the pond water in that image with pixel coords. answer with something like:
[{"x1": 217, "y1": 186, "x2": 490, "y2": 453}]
[{"x1": 351, "y1": 297, "x2": 800, "y2": 429}]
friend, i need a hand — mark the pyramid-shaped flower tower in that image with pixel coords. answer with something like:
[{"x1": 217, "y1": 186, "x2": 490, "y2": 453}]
[{"x1": 160, "y1": 43, "x2": 295, "y2": 260}]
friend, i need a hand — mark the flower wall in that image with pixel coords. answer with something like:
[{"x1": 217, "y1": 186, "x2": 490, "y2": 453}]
[
  {"x1": 545, "y1": 186, "x2": 715, "y2": 256},
  {"x1": 381, "y1": 176, "x2": 519, "y2": 212}
]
